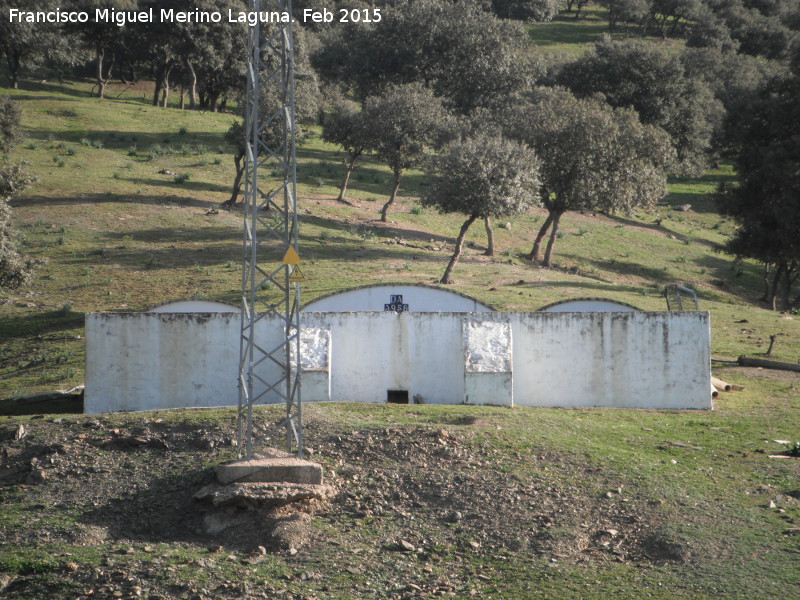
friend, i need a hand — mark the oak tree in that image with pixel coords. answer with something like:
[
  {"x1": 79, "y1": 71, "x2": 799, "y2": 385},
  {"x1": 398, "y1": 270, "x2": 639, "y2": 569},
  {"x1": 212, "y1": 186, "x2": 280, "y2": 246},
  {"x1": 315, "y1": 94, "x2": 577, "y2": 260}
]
[
  {"x1": 362, "y1": 83, "x2": 453, "y2": 222},
  {"x1": 558, "y1": 39, "x2": 722, "y2": 176},
  {"x1": 422, "y1": 134, "x2": 541, "y2": 284},
  {"x1": 68, "y1": 0, "x2": 138, "y2": 99},
  {"x1": 0, "y1": 96, "x2": 38, "y2": 290},
  {"x1": 717, "y1": 67, "x2": 800, "y2": 310},
  {"x1": 502, "y1": 87, "x2": 674, "y2": 266},
  {"x1": 222, "y1": 24, "x2": 321, "y2": 206},
  {"x1": 313, "y1": 0, "x2": 537, "y2": 114},
  {"x1": 321, "y1": 101, "x2": 371, "y2": 204}
]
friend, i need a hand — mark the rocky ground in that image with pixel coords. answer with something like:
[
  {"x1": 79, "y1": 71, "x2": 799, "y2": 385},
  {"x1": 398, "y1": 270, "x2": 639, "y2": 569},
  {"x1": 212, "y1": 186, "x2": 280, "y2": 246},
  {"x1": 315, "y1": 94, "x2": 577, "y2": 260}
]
[{"x1": 0, "y1": 409, "x2": 779, "y2": 599}]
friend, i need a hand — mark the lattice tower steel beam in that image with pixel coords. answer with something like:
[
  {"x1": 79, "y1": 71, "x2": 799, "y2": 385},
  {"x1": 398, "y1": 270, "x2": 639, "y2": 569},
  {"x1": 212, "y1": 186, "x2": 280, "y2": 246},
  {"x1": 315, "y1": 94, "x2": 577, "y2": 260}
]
[{"x1": 237, "y1": 0, "x2": 302, "y2": 459}]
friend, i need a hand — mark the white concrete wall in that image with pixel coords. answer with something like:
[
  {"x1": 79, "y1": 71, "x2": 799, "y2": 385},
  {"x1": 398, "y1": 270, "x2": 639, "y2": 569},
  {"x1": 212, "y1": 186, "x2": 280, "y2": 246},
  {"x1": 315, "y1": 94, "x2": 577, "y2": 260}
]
[
  {"x1": 85, "y1": 311, "x2": 711, "y2": 413},
  {"x1": 85, "y1": 312, "x2": 241, "y2": 413},
  {"x1": 510, "y1": 312, "x2": 710, "y2": 409},
  {"x1": 302, "y1": 312, "x2": 469, "y2": 405}
]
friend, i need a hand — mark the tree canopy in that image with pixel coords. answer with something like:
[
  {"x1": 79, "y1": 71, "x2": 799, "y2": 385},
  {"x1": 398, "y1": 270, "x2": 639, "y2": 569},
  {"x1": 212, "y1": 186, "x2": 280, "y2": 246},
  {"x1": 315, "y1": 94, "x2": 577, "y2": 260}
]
[
  {"x1": 422, "y1": 134, "x2": 541, "y2": 284},
  {"x1": 710, "y1": 0, "x2": 799, "y2": 60},
  {"x1": 0, "y1": 0, "x2": 80, "y2": 89},
  {"x1": 558, "y1": 39, "x2": 722, "y2": 176},
  {"x1": 717, "y1": 67, "x2": 800, "y2": 310},
  {"x1": 491, "y1": 0, "x2": 561, "y2": 22},
  {"x1": 66, "y1": 0, "x2": 139, "y2": 98},
  {"x1": 312, "y1": 0, "x2": 538, "y2": 114},
  {"x1": 221, "y1": 22, "x2": 321, "y2": 207},
  {"x1": 1, "y1": 96, "x2": 38, "y2": 290},
  {"x1": 361, "y1": 83, "x2": 453, "y2": 222},
  {"x1": 501, "y1": 87, "x2": 674, "y2": 266},
  {"x1": 321, "y1": 101, "x2": 371, "y2": 204}
]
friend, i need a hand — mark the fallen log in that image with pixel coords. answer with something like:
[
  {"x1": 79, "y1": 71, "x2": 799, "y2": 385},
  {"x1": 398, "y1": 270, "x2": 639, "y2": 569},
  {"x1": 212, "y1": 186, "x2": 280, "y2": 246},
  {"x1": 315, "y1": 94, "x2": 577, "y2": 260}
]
[
  {"x1": 737, "y1": 356, "x2": 800, "y2": 373},
  {"x1": 711, "y1": 377, "x2": 732, "y2": 392},
  {"x1": 1, "y1": 387, "x2": 84, "y2": 416}
]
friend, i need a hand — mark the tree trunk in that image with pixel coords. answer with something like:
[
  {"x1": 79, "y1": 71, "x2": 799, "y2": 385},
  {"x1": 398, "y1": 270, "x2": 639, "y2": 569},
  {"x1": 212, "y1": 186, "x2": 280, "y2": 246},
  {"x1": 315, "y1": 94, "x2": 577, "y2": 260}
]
[
  {"x1": 6, "y1": 51, "x2": 20, "y2": 89},
  {"x1": 186, "y1": 61, "x2": 197, "y2": 109},
  {"x1": 608, "y1": 14, "x2": 616, "y2": 33},
  {"x1": 760, "y1": 262, "x2": 772, "y2": 302},
  {"x1": 152, "y1": 75, "x2": 161, "y2": 106},
  {"x1": 668, "y1": 16, "x2": 682, "y2": 36},
  {"x1": 337, "y1": 163, "x2": 354, "y2": 202},
  {"x1": 658, "y1": 14, "x2": 669, "y2": 37},
  {"x1": 440, "y1": 214, "x2": 478, "y2": 284},
  {"x1": 483, "y1": 216, "x2": 494, "y2": 256},
  {"x1": 782, "y1": 261, "x2": 799, "y2": 311},
  {"x1": 160, "y1": 66, "x2": 172, "y2": 108},
  {"x1": 737, "y1": 356, "x2": 800, "y2": 373},
  {"x1": 96, "y1": 48, "x2": 106, "y2": 99},
  {"x1": 152, "y1": 63, "x2": 171, "y2": 107},
  {"x1": 337, "y1": 153, "x2": 359, "y2": 203},
  {"x1": 222, "y1": 152, "x2": 245, "y2": 207},
  {"x1": 122, "y1": 60, "x2": 137, "y2": 84},
  {"x1": 638, "y1": 15, "x2": 648, "y2": 36},
  {"x1": 380, "y1": 169, "x2": 402, "y2": 222},
  {"x1": 768, "y1": 261, "x2": 786, "y2": 310},
  {"x1": 790, "y1": 262, "x2": 800, "y2": 310},
  {"x1": 527, "y1": 212, "x2": 554, "y2": 262},
  {"x1": 208, "y1": 91, "x2": 220, "y2": 113},
  {"x1": 791, "y1": 285, "x2": 800, "y2": 310},
  {"x1": 542, "y1": 211, "x2": 564, "y2": 267},
  {"x1": 179, "y1": 87, "x2": 185, "y2": 110}
]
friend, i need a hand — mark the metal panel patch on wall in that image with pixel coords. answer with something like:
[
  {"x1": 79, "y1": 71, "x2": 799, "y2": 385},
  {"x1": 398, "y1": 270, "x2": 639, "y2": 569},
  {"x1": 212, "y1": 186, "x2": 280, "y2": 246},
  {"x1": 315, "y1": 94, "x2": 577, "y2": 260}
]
[{"x1": 463, "y1": 320, "x2": 513, "y2": 407}]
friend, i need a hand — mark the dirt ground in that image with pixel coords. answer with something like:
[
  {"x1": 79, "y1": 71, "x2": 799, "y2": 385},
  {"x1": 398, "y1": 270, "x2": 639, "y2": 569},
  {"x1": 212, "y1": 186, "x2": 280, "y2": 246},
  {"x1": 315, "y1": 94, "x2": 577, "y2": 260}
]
[{"x1": 0, "y1": 410, "x2": 704, "y2": 600}]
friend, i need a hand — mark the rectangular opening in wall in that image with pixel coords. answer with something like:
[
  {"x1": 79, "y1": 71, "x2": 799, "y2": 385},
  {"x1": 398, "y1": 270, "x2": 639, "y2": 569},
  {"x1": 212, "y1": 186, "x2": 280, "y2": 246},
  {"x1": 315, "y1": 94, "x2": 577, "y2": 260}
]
[{"x1": 387, "y1": 390, "x2": 409, "y2": 404}]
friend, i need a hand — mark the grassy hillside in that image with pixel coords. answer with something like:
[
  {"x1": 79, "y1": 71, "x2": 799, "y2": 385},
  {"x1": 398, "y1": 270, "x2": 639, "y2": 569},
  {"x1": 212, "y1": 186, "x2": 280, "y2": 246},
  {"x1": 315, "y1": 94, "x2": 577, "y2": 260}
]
[
  {"x1": 1, "y1": 76, "x2": 798, "y2": 399},
  {"x1": 0, "y1": 30, "x2": 798, "y2": 599}
]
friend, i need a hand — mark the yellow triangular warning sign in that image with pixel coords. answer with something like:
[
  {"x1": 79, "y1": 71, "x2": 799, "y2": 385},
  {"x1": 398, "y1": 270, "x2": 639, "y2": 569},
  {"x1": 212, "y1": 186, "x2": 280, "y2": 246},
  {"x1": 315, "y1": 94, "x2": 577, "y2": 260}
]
[
  {"x1": 282, "y1": 246, "x2": 301, "y2": 265},
  {"x1": 288, "y1": 265, "x2": 306, "y2": 282}
]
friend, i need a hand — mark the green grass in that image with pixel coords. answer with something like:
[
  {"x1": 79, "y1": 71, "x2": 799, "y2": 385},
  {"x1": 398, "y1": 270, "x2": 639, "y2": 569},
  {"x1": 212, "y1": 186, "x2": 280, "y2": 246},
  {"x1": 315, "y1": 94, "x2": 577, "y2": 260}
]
[
  {"x1": 527, "y1": 8, "x2": 688, "y2": 56},
  {"x1": 308, "y1": 400, "x2": 800, "y2": 599},
  {"x1": 0, "y1": 77, "x2": 798, "y2": 400},
  {"x1": 0, "y1": 399, "x2": 798, "y2": 599},
  {"x1": 527, "y1": 7, "x2": 615, "y2": 55},
  {"x1": 0, "y1": 64, "x2": 798, "y2": 600}
]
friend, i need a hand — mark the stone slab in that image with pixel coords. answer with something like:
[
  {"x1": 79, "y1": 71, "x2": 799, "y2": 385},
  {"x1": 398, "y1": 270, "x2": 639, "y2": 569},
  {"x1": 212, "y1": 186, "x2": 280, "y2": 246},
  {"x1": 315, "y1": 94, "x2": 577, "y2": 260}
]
[
  {"x1": 216, "y1": 457, "x2": 323, "y2": 485},
  {"x1": 196, "y1": 482, "x2": 335, "y2": 508}
]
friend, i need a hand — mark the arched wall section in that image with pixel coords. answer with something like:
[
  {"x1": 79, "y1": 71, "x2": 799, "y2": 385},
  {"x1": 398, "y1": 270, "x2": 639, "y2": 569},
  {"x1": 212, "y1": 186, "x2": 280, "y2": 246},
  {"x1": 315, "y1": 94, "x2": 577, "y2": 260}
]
[{"x1": 303, "y1": 283, "x2": 492, "y2": 312}]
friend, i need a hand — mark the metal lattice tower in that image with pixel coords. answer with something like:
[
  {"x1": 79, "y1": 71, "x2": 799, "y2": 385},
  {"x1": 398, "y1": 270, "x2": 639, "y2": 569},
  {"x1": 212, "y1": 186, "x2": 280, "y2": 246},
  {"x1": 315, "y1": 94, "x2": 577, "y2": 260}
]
[{"x1": 237, "y1": 0, "x2": 302, "y2": 459}]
